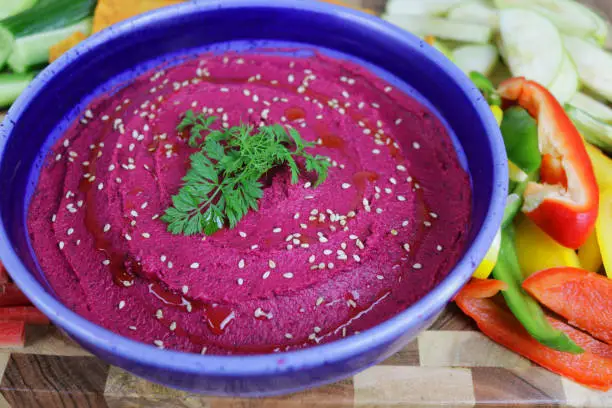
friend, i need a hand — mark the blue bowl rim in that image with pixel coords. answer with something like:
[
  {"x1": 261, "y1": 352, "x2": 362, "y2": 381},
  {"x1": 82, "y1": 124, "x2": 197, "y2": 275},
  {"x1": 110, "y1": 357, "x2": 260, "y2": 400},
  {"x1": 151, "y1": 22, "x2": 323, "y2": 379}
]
[{"x1": 0, "y1": 0, "x2": 507, "y2": 376}]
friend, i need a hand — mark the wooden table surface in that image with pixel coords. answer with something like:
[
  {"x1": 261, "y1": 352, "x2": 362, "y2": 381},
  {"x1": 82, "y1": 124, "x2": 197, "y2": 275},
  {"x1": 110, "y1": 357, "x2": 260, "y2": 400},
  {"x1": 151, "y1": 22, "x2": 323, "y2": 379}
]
[{"x1": 2, "y1": 1, "x2": 612, "y2": 407}]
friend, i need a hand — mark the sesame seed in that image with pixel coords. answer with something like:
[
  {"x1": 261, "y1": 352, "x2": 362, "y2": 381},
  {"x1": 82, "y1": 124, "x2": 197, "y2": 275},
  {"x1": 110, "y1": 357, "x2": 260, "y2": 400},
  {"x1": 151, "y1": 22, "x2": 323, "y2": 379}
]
[
  {"x1": 353, "y1": 254, "x2": 361, "y2": 262},
  {"x1": 283, "y1": 272, "x2": 294, "y2": 279},
  {"x1": 403, "y1": 243, "x2": 410, "y2": 252},
  {"x1": 269, "y1": 260, "x2": 276, "y2": 269},
  {"x1": 190, "y1": 262, "x2": 199, "y2": 269},
  {"x1": 323, "y1": 249, "x2": 332, "y2": 255},
  {"x1": 154, "y1": 340, "x2": 164, "y2": 348},
  {"x1": 390, "y1": 229, "x2": 398, "y2": 236},
  {"x1": 124, "y1": 234, "x2": 132, "y2": 241},
  {"x1": 251, "y1": 244, "x2": 259, "y2": 250},
  {"x1": 51, "y1": 214, "x2": 57, "y2": 222},
  {"x1": 201, "y1": 347, "x2": 207, "y2": 354},
  {"x1": 396, "y1": 164, "x2": 407, "y2": 172},
  {"x1": 308, "y1": 255, "x2": 316, "y2": 263},
  {"x1": 273, "y1": 227, "x2": 282, "y2": 233},
  {"x1": 167, "y1": 261, "x2": 173, "y2": 268},
  {"x1": 327, "y1": 262, "x2": 334, "y2": 269},
  {"x1": 118, "y1": 301, "x2": 126, "y2": 309},
  {"x1": 342, "y1": 183, "x2": 351, "y2": 189},
  {"x1": 160, "y1": 255, "x2": 167, "y2": 262},
  {"x1": 263, "y1": 271, "x2": 271, "y2": 279},
  {"x1": 384, "y1": 86, "x2": 393, "y2": 93},
  {"x1": 142, "y1": 232, "x2": 151, "y2": 239},
  {"x1": 413, "y1": 263, "x2": 423, "y2": 270},
  {"x1": 285, "y1": 333, "x2": 293, "y2": 339},
  {"x1": 58, "y1": 241, "x2": 65, "y2": 250},
  {"x1": 237, "y1": 278, "x2": 244, "y2": 285},
  {"x1": 430, "y1": 212, "x2": 439, "y2": 219},
  {"x1": 156, "y1": 309, "x2": 163, "y2": 319},
  {"x1": 436, "y1": 245, "x2": 443, "y2": 251},
  {"x1": 170, "y1": 322, "x2": 177, "y2": 331},
  {"x1": 347, "y1": 299, "x2": 357, "y2": 308},
  {"x1": 304, "y1": 181, "x2": 312, "y2": 189},
  {"x1": 356, "y1": 239, "x2": 365, "y2": 250},
  {"x1": 66, "y1": 228, "x2": 74, "y2": 236},
  {"x1": 397, "y1": 196, "x2": 406, "y2": 202},
  {"x1": 376, "y1": 208, "x2": 383, "y2": 214},
  {"x1": 377, "y1": 275, "x2": 384, "y2": 280},
  {"x1": 102, "y1": 260, "x2": 110, "y2": 265},
  {"x1": 238, "y1": 259, "x2": 245, "y2": 269},
  {"x1": 413, "y1": 142, "x2": 421, "y2": 149},
  {"x1": 390, "y1": 177, "x2": 397, "y2": 185},
  {"x1": 424, "y1": 221, "x2": 432, "y2": 227},
  {"x1": 372, "y1": 149, "x2": 380, "y2": 155},
  {"x1": 316, "y1": 297, "x2": 325, "y2": 306},
  {"x1": 402, "y1": 220, "x2": 409, "y2": 227}
]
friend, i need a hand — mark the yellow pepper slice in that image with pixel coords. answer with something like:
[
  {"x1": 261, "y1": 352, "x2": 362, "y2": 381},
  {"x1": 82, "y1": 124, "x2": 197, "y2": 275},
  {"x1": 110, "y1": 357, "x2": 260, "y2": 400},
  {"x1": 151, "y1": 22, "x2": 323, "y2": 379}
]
[
  {"x1": 596, "y1": 187, "x2": 612, "y2": 279},
  {"x1": 578, "y1": 230, "x2": 603, "y2": 273},
  {"x1": 491, "y1": 105, "x2": 503, "y2": 126},
  {"x1": 473, "y1": 228, "x2": 501, "y2": 279},
  {"x1": 514, "y1": 217, "x2": 581, "y2": 277},
  {"x1": 585, "y1": 143, "x2": 612, "y2": 187}
]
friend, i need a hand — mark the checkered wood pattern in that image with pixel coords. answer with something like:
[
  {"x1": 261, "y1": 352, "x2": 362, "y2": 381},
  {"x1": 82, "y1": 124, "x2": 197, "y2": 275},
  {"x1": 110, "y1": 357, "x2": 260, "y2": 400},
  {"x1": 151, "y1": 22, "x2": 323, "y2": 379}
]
[
  {"x1": 2, "y1": 0, "x2": 612, "y2": 407},
  {"x1": 1, "y1": 308, "x2": 611, "y2": 407}
]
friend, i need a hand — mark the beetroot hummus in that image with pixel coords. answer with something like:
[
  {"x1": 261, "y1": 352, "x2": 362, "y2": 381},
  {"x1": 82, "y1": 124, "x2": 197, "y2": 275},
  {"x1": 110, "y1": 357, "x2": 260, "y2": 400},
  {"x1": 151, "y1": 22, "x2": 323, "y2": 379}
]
[{"x1": 28, "y1": 52, "x2": 471, "y2": 354}]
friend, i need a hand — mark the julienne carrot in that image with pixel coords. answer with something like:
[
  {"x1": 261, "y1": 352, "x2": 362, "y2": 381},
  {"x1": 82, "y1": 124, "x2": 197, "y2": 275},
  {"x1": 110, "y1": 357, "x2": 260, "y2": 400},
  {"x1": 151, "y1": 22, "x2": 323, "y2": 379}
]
[
  {"x1": 0, "y1": 306, "x2": 49, "y2": 325},
  {"x1": 0, "y1": 283, "x2": 31, "y2": 307},
  {"x1": 455, "y1": 279, "x2": 612, "y2": 391},
  {"x1": 523, "y1": 267, "x2": 612, "y2": 345},
  {"x1": 0, "y1": 320, "x2": 26, "y2": 348}
]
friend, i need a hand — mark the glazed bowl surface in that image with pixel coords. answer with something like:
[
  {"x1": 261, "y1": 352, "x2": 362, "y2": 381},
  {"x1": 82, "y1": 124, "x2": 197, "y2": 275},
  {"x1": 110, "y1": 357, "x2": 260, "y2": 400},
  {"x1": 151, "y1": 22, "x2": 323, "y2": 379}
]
[{"x1": 0, "y1": 0, "x2": 507, "y2": 396}]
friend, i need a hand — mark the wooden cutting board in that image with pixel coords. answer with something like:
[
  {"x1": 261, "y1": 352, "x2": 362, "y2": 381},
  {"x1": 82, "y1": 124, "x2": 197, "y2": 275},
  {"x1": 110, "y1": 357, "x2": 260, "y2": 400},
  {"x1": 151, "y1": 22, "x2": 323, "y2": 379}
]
[
  {"x1": 1, "y1": 306, "x2": 611, "y2": 407},
  {"x1": 2, "y1": 1, "x2": 612, "y2": 407}
]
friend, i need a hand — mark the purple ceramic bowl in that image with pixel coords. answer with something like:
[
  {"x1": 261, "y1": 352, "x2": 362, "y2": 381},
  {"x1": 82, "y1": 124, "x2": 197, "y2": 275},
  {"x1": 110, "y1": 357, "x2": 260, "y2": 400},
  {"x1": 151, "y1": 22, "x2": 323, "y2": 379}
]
[{"x1": 0, "y1": 0, "x2": 506, "y2": 396}]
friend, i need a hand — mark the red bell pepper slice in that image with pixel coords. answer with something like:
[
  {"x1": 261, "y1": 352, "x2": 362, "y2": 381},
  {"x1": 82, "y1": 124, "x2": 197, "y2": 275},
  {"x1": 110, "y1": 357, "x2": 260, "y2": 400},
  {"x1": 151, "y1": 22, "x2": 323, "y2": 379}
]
[
  {"x1": 455, "y1": 279, "x2": 612, "y2": 391},
  {"x1": 498, "y1": 77, "x2": 599, "y2": 249},
  {"x1": 0, "y1": 262, "x2": 8, "y2": 284},
  {"x1": 0, "y1": 284, "x2": 31, "y2": 307},
  {"x1": 0, "y1": 306, "x2": 49, "y2": 325},
  {"x1": 523, "y1": 267, "x2": 612, "y2": 345},
  {"x1": 0, "y1": 320, "x2": 25, "y2": 348}
]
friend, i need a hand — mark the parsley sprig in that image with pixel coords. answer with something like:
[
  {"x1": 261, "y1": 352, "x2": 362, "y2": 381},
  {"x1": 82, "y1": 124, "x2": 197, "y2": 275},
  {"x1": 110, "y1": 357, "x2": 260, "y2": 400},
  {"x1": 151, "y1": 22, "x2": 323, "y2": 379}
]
[{"x1": 162, "y1": 110, "x2": 330, "y2": 236}]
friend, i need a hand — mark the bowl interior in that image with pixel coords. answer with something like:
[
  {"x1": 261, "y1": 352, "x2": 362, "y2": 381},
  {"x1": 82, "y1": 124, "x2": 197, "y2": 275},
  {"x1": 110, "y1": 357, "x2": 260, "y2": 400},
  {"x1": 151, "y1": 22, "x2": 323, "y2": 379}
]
[{"x1": 0, "y1": 0, "x2": 506, "y2": 370}]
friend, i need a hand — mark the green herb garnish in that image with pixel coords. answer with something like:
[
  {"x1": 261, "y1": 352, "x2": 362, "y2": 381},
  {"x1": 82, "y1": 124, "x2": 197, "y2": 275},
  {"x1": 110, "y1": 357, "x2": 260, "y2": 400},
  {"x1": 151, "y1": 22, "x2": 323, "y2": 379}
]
[{"x1": 162, "y1": 110, "x2": 330, "y2": 236}]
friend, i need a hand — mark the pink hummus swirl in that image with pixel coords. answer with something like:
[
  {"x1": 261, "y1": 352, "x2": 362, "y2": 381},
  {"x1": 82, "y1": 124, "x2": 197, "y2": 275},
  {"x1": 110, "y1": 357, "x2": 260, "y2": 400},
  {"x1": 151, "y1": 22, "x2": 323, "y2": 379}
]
[{"x1": 28, "y1": 52, "x2": 471, "y2": 354}]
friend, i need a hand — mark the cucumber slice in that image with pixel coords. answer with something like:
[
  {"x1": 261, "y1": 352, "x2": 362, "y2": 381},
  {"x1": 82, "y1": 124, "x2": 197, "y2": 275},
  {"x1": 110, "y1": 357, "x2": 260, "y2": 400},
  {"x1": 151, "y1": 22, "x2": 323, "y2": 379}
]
[
  {"x1": 547, "y1": 51, "x2": 579, "y2": 104},
  {"x1": 494, "y1": 0, "x2": 603, "y2": 42},
  {"x1": 7, "y1": 18, "x2": 92, "y2": 74},
  {"x1": 499, "y1": 8, "x2": 564, "y2": 87},
  {"x1": 383, "y1": 15, "x2": 493, "y2": 44},
  {"x1": 453, "y1": 44, "x2": 499, "y2": 76},
  {"x1": 566, "y1": 105, "x2": 612, "y2": 153},
  {"x1": 0, "y1": 71, "x2": 35, "y2": 108},
  {"x1": 0, "y1": 0, "x2": 96, "y2": 71},
  {"x1": 385, "y1": 0, "x2": 462, "y2": 16},
  {"x1": 447, "y1": 1, "x2": 499, "y2": 28},
  {"x1": 0, "y1": 0, "x2": 37, "y2": 20},
  {"x1": 569, "y1": 92, "x2": 612, "y2": 123},
  {"x1": 564, "y1": 35, "x2": 612, "y2": 102}
]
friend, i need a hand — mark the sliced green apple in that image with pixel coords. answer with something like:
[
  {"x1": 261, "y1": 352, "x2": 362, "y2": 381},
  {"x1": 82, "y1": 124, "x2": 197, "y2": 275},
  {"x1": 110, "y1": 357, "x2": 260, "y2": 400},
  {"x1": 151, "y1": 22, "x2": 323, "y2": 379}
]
[
  {"x1": 547, "y1": 51, "x2": 579, "y2": 104},
  {"x1": 453, "y1": 44, "x2": 499, "y2": 76},
  {"x1": 385, "y1": 0, "x2": 462, "y2": 16},
  {"x1": 564, "y1": 35, "x2": 612, "y2": 102},
  {"x1": 383, "y1": 15, "x2": 493, "y2": 44},
  {"x1": 448, "y1": 0, "x2": 499, "y2": 28},
  {"x1": 499, "y1": 8, "x2": 564, "y2": 87}
]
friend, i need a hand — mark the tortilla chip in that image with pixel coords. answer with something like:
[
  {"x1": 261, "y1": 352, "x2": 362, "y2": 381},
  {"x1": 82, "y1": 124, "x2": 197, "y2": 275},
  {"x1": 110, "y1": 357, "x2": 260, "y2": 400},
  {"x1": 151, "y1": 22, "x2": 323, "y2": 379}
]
[
  {"x1": 92, "y1": 0, "x2": 184, "y2": 34},
  {"x1": 49, "y1": 32, "x2": 88, "y2": 63}
]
